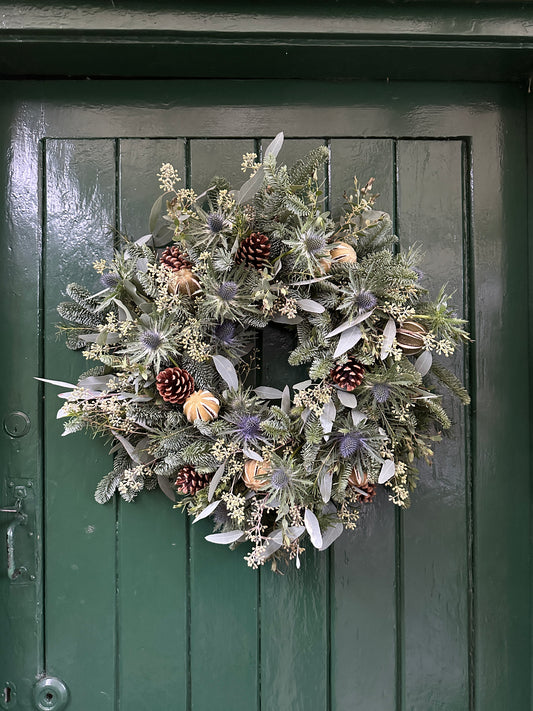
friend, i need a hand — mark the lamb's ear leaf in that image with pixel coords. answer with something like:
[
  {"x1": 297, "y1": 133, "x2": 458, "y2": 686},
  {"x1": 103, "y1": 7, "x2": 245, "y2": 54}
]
[
  {"x1": 208, "y1": 462, "x2": 225, "y2": 502},
  {"x1": 205, "y1": 531, "x2": 245, "y2": 545},
  {"x1": 380, "y1": 318, "x2": 396, "y2": 359},
  {"x1": 304, "y1": 508, "x2": 323, "y2": 549}
]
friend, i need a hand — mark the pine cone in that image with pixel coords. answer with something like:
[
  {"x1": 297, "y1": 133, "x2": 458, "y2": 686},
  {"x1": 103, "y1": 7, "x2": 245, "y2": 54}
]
[
  {"x1": 353, "y1": 481, "x2": 377, "y2": 504},
  {"x1": 235, "y1": 232, "x2": 271, "y2": 269},
  {"x1": 156, "y1": 367, "x2": 195, "y2": 404},
  {"x1": 175, "y1": 465, "x2": 211, "y2": 495},
  {"x1": 330, "y1": 357, "x2": 365, "y2": 391},
  {"x1": 160, "y1": 245, "x2": 193, "y2": 271}
]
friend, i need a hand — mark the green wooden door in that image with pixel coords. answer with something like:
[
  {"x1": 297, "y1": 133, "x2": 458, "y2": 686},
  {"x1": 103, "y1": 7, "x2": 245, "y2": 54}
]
[{"x1": 0, "y1": 80, "x2": 529, "y2": 711}]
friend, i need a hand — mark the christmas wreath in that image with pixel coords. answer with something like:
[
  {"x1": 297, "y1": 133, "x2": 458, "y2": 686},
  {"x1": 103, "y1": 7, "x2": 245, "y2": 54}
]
[{"x1": 44, "y1": 133, "x2": 470, "y2": 569}]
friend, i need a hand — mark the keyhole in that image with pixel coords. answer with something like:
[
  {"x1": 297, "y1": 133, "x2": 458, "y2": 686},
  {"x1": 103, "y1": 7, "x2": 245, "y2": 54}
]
[
  {"x1": 3, "y1": 686, "x2": 11, "y2": 703},
  {"x1": 45, "y1": 692, "x2": 54, "y2": 701}
]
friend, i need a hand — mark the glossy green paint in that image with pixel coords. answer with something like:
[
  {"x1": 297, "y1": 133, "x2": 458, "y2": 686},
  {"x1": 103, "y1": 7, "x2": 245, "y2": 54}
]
[
  {"x1": 0, "y1": 3, "x2": 531, "y2": 81},
  {"x1": 0, "y1": 79, "x2": 530, "y2": 711}
]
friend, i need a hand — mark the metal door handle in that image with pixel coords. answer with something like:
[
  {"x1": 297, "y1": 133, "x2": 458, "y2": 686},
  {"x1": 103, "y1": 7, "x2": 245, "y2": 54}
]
[{"x1": 1, "y1": 498, "x2": 32, "y2": 580}]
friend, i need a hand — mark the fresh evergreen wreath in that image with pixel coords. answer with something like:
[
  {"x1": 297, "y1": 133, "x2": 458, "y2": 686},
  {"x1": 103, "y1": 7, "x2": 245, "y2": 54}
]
[{"x1": 45, "y1": 133, "x2": 470, "y2": 569}]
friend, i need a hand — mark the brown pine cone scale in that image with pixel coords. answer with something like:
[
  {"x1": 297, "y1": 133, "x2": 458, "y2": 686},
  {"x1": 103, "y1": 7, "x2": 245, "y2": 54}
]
[
  {"x1": 156, "y1": 366, "x2": 195, "y2": 404},
  {"x1": 160, "y1": 245, "x2": 193, "y2": 271},
  {"x1": 330, "y1": 357, "x2": 365, "y2": 391},
  {"x1": 175, "y1": 465, "x2": 211, "y2": 495},
  {"x1": 353, "y1": 481, "x2": 377, "y2": 504},
  {"x1": 235, "y1": 232, "x2": 271, "y2": 269}
]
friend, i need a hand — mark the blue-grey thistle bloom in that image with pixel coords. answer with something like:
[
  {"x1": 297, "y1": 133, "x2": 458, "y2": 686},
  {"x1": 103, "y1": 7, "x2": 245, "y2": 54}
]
[
  {"x1": 101, "y1": 272, "x2": 120, "y2": 289},
  {"x1": 354, "y1": 290, "x2": 378, "y2": 313},
  {"x1": 270, "y1": 467, "x2": 290, "y2": 490},
  {"x1": 372, "y1": 383, "x2": 391, "y2": 404},
  {"x1": 235, "y1": 414, "x2": 262, "y2": 442},
  {"x1": 140, "y1": 330, "x2": 163, "y2": 351},
  {"x1": 339, "y1": 431, "x2": 366, "y2": 458},
  {"x1": 207, "y1": 213, "x2": 226, "y2": 234},
  {"x1": 214, "y1": 320, "x2": 236, "y2": 345},
  {"x1": 217, "y1": 281, "x2": 238, "y2": 302},
  {"x1": 304, "y1": 231, "x2": 327, "y2": 255},
  {"x1": 212, "y1": 502, "x2": 230, "y2": 526}
]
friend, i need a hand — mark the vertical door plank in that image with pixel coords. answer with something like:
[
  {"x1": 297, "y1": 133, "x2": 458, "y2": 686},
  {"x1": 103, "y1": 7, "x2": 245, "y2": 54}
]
[
  {"x1": 330, "y1": 139, "x2": 397, "y2": 711},
  {"x1": 397, "y1": 140, "x2": 469, "y2": 710},
  {"x1": 117, "y1": 139, "x2": 188, "y2": 710},
  {"x1": 189, "y1": 138, "x2": 259, "y2": 711},
  {"x1": 259, "y1": 138, "x2": 329, "y2": 711},
  {"x1": 471, "y1": 108, "x2": 530, "y2": 709},
  {"x1": 0, "y1": 97, "x2": 43, "y2": 707},
  {"x1": 44, "y1": 139, "x2": 117, "y2": 707}
]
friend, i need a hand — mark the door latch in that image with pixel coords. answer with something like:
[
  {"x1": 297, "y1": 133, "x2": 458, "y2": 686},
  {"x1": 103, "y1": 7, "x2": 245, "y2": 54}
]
[{"x1": 1, "y1": 486, "x2": 34, "y2": 581}]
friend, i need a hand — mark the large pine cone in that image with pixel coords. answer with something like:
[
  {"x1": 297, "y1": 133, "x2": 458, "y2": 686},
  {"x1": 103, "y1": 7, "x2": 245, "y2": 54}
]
[
  {"x1": 235, "y1": 232, "x2": 271, "y2": 269},
  {"x1": 156, "y1": 367, "x2": 195, "y2": 404},
  {"x1": 330, "y1": 357, "x2": 365, "y2": 391},
  {"x1": 160, "y1": 245, "x2": 192, "y2": 271},
  {"x1": 175, "y1": 465, "x2": 211, "y2": 495},
  {"x1": 353, "y1": 481, "x2": 377, "y2": 504}
]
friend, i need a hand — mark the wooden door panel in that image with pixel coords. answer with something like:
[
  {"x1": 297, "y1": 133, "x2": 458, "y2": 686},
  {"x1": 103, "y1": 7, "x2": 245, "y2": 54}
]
[
  {"x1": 44, "y1": 139, "x2": 117, "y2": 708},
  {"x1": 0, "y1": 80, "x2": 529, "y2": 711}
]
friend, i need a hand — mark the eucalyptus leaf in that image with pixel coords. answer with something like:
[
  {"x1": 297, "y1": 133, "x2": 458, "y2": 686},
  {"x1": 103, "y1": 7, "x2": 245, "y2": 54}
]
[
  {"x1": 113, "y1": 298, "x2": 134, "y2": 322},
  {"x1": 281, "y1": 385, "x2": 291, "y2": 414},
  {"x1": 271, "y1": 314, "x2": 303, "y2": 325},
  {"x1": 205, "y1": 530, "x2": 245, "y2": 545},
  {"x1": 380, "y1": 318, "x2": 396, "y2": 360},
  {"x1": 113, "y1": 432, "x2": 140, "y2": 463},
  {"x1": 319, "y1": 470, "x2": 333, "y2": 503},
  {"x1": 254, "y1": 386, "x2": 284, "y2": 399},
  {"x1": 415, "y1": 350, "x2": 433, "y2": 376},
  {"x1": 351, "y1": 409, "x2": 367, "y2": 426},
  {"x1": 293, "y1": 380, "x2": 312, "y2": 391},
  {"x1": 236, "y1": 166, "x2": 265, "y2": 206},
  {"x1": 208, "y1": 462, "x2": 226, "y2": 501},
  {"x1": 264, "y1": 131, "x2": 284, "y2": 158},
  {"x1": 297, "y1": 298, "x2": 325, "y2": 313},
  {"x1": 149, "y1": 193, "x2": 165, "y2": 233},
  {"x1": 157, "y1": 475, "x2": 176, "y2": 502},
  {"x1": 35, "y1": 377, "x2": 77, "y2": 389},
  {"x1": 242, "y1": 445, "x2": 263, "y2": 462},
  {"x1": 378, "y1": 459, "x2": 396, "y2": 484},
  {"x1": 333, "y1": 325, "x2": 362, "y2": 358},
  {"x1": 336, "y1": 390, "x2": 357, "y2": 408},
  {"x1": 212, "y1": 354, "x2": 238, "y2": 390},
  {"x1": 318, "y1": 521, "x2": 344, "y2": 551},
  {"x1": 193, "y1": 499, "x2": 221, "y2": 523},
  {"x1": 304, "y1": 508, "x2": 323, "y2": 549}
]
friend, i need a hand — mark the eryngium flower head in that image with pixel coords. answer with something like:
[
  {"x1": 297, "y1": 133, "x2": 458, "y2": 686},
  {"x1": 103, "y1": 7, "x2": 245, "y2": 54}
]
[
  {"x1": 354, "y1": 290, "x2": 378, "y2": 313},
  {"x1": 372, "y1": 383, "x2": 391, "y2": 404},
  {"x1": 140, "y1": 330, "x2": 163, "y2": 352},
  {"x1": 101, "y1": 272, "x2": 120, "y2": 289},
  {"x1": 235, "y1": 414, "x2": 262, "y2": 442},
  {"x1": 339, "y1": 431, "x2": 366, "y2": 458},
  {"x1": 214, "y1": 320, "x2": 236, "y2": 345},
  {"x1": 207, "y1": 213, "x2": 226, "y2": 234},
  {"x1": 270, "y1": 467, "x2": 290, "y2": 490},
  {"x1": 217, "y1": 281, "x2": 239, "y2": 302},
  {"x1": 304, "y1": 231, "x2": 327, "y2": 255}
]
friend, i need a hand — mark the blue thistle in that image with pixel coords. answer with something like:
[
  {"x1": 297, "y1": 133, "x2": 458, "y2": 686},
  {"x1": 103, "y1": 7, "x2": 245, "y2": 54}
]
[
  {"x1": 217, "y1": 281, "x2": 238, "y2": 302},
  {"x1": 207, "y1": 213, "x2": 225, "y2": 234},
  {"x1": 372, "y1": 384, "x2": 391, "y2": 404},
  {"x1": 235, "y1": 414, "x2": 262, "y2": 442},
  {"x1": 214, "y1": 320, "x2": 236, "y2": 345},
  {"x1": 339, "y1": 431, "x2": 366, "y2": 458},
  {"x1": 140, "y1": 330, "x2": 163, "y2": 351},
  {"x1": 101, "y1": 272, "x2": 120, "y2": 289},
  {"x1": 304, "y1": 232, "x2": 327, "y2": 255},
  {"x1": 270, "y1": 467, "x2": 290, "y2": 490},
  {"x1": 213, "y1": 502, "x2": 230, "y2": 526},
  {"x1": 354, "y1": 290, "x2": 378, "y2": 312}
]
